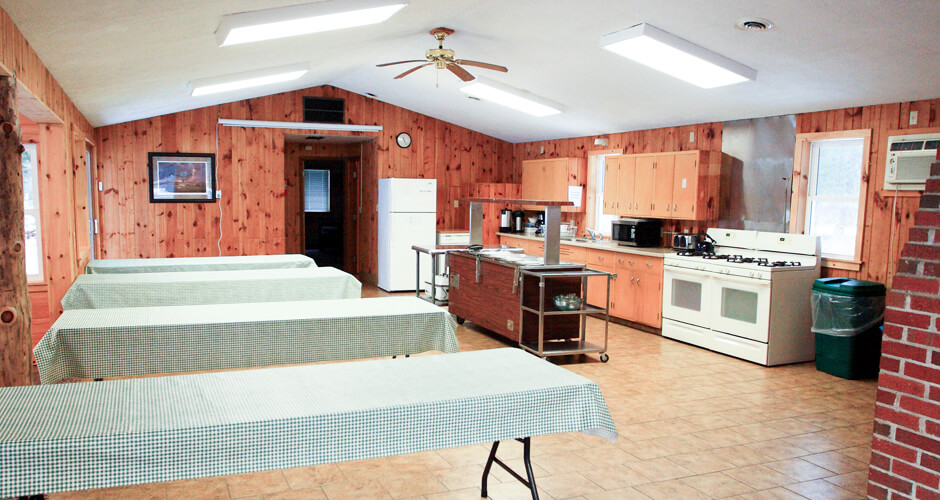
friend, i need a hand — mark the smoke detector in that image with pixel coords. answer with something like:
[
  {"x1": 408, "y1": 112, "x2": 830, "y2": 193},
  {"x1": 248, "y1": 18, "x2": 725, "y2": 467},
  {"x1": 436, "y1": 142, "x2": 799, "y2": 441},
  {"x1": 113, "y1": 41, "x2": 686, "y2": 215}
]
[{"x1": 735, "y1": 18, "x2": 774, "y2": 31}]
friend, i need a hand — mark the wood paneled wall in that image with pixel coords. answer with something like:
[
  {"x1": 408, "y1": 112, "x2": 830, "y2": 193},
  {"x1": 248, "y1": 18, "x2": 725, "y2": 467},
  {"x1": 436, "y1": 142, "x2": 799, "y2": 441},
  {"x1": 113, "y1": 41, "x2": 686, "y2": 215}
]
[
  {"x1": 2, "y1": 6, "x2": 95, "y2": 332},
  {"x1": 511, "y1": 122, "x2": 723, "y2": 236},
  {"x1": 94, "y1": 85, "x2": 515, "y2": 281},
  {"x1": 797, "y1": 98, "x2": 940, "y2": 286}
]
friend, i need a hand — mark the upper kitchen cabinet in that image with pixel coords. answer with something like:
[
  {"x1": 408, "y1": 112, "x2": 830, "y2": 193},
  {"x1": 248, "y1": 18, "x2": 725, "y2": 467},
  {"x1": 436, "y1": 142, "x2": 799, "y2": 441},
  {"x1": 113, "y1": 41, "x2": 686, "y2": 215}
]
[
  {"x1": 604, "y1": 150, "x2": 728, "y2": 221},
  {"x1": 520, "y1": 158, "x2": 586, "y2": 212}
]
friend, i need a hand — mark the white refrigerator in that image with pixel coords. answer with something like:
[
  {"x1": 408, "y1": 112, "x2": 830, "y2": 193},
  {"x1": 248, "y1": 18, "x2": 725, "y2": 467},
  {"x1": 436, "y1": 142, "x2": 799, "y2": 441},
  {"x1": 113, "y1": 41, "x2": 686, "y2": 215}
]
[{"x1": 377, "y1": 178, "x2": 437, "y2": 292}]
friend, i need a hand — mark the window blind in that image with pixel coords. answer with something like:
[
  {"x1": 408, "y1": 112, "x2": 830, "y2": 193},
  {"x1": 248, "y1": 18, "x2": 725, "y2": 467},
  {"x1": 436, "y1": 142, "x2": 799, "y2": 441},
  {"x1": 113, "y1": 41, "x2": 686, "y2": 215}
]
[{"x1": 304, "y1": 169, "x2": 330, "y2": 213}]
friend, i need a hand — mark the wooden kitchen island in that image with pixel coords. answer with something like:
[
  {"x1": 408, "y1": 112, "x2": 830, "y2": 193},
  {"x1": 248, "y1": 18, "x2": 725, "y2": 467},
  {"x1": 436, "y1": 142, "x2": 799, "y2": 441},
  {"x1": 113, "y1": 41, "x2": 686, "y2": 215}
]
[{"x1": 447, "y1": 249, "x2": 584, "y2": 344}]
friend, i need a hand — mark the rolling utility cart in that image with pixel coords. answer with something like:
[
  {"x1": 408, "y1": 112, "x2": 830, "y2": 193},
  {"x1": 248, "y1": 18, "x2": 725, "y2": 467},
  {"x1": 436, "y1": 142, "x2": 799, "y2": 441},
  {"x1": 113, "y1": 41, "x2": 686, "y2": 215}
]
[{"x1": 518, "y1": 268, "x2": 614, "y2": 362}]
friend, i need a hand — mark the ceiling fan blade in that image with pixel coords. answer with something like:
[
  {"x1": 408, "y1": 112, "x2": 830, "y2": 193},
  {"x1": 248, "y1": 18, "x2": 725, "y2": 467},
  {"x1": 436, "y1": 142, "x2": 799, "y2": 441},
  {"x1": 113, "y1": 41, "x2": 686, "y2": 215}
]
[
  {"x1": 455, "y1": 59, "x2": 508, "y2": 73},
  {"x1": 394, "y1": 63, "x2": 432, "y2": 79},
  {"x1": 446, "y1": 63, "x2": 475, "y2": 82},
  {"x1": 376, "y1": 59, "x2": 428, "y2": 67}
]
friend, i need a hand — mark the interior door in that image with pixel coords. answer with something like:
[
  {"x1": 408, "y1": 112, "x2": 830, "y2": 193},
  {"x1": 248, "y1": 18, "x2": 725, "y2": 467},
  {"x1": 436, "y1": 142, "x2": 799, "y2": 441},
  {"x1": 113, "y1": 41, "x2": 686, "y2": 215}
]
[
  {"x1": 672, "y1": 152, "x2": 699, "y2": 219},
  {"x1": 633, "y1": 156, "x2": 654, "y2": 216},
  {"x1": 651, "y1": 154, "x2": 675, "y2": 218}
]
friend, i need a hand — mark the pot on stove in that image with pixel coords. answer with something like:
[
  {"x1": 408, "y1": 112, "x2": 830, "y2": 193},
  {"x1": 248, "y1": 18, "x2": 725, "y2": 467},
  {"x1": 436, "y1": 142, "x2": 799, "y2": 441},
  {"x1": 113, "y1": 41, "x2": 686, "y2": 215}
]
[{"x1": 696, "y1": 241, "x2": 715, "y2": 254}]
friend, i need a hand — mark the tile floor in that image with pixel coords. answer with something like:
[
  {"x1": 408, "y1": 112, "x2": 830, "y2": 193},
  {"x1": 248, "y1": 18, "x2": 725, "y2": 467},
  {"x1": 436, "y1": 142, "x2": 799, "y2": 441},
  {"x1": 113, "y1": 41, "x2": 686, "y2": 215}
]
[{"x1": 46, "y1": 288, "x2": 878, "y2": 500}]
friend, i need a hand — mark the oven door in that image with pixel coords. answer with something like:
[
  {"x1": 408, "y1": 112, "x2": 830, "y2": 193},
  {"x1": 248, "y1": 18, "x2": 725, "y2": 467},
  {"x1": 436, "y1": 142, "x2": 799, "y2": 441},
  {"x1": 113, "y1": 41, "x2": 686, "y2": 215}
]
[
  {"x1": 662, "y1": 266, "x2": 712, "y2": 328},
  {"x1": 712, "y1": 275, "x2": 771, "y2": 343}
]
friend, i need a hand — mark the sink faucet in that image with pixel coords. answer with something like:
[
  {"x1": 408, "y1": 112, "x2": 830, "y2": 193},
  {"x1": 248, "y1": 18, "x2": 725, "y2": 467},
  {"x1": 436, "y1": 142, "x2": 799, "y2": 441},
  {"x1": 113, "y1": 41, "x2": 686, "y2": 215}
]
[{"x1": 585, "y1": 228, "x2": 602, "y2": 241}]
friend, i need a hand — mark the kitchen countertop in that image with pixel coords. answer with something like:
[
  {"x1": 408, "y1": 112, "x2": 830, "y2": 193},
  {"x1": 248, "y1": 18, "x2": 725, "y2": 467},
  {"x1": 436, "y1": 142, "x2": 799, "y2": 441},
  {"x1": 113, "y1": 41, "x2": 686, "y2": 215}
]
[{"x1": 497, "y1": 232, "x2": 675, "y2": 258}]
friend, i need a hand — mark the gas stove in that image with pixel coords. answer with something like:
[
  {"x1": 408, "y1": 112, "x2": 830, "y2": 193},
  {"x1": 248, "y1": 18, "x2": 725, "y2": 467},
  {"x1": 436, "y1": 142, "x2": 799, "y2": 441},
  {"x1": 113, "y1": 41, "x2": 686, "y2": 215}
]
[
  {"x1": 666, "y1": 230, "x2": 819, "y2": 280},
  {"x1": 662, "y1": 228, "x2": 821, "y2": 366}
]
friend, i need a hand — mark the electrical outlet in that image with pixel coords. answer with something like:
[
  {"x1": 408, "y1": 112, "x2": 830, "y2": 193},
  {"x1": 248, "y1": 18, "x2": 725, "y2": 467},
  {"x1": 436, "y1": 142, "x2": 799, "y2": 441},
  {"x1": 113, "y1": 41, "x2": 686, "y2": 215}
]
[
  {"x1": 507, "y1": 320, "x2": 514, "y2": 331},
  {"x1": 539, "y1": 146, "x2": 545, "y2": 154},
  {"x1": 689, "y1": 132, "x2": 695, "y2": 143},
  {"x1": 910, "y1": 111, "x2": 919, "y2": 126},
  {"x1": 454, "y1": 200, "x2": 459, "y2": 208},
  {"x1": 97, "y1": 181, "x2": 103, "y2": 191},
  {"x1": 216, "y1": 190, "x2": 222, "y2": 198}
]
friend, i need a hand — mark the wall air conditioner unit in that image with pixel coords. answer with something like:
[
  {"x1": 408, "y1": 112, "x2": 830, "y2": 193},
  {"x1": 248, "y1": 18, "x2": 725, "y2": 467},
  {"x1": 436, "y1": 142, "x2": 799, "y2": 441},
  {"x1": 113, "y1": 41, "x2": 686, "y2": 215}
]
[{"x1": 884, "y1": 132, "x2": 940, "y2": 190}]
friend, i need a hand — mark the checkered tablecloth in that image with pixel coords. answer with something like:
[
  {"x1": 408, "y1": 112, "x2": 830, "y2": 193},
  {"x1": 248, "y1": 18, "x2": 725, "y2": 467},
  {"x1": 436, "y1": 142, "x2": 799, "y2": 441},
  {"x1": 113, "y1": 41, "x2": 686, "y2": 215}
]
[
  {"x1": 62, "y1": 267, "x2": 361, "y2": 310},
  {"x1": 35, "y1": 297, "x2": 458, "y2": 384},
  {"x1": 85, "y1": 254, "x2": 316, "y2": 274},
  {"x1": 0, "y1": 348, "x2": 616, "y2": 497}
]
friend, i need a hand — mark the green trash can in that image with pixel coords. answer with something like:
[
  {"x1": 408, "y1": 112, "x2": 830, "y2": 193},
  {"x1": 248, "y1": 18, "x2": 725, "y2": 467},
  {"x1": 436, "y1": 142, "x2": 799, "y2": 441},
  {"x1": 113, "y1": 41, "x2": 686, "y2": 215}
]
[{"x1": 811, "y1": 277, "x2": 886, "y2": 379}]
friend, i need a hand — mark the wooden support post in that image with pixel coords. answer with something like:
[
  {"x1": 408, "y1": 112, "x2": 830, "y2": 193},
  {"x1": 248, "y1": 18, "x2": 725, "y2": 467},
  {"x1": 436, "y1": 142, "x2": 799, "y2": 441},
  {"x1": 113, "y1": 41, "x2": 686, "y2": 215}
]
[{"x1": 0, "y1": 75, "x2": 32, "y2": 387}]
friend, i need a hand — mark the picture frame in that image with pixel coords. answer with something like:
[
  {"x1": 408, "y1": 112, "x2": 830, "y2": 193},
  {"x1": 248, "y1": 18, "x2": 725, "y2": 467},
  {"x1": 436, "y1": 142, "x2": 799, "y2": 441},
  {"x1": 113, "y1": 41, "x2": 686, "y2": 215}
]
[{"x1": 148, "y1": 152, "x2": 216, "y2": 203}]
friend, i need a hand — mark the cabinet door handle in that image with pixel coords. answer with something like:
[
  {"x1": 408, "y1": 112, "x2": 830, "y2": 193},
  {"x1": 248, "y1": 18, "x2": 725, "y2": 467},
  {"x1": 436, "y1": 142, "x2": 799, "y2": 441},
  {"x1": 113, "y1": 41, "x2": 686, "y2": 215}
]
[
  {"x1": 673, "y1": 204, "x2": 677, "y2": 211},
  {"x1": 630, "y1": 276, "x2": 635, "y2": 283},
  {"x1": 617, "y1": 258, "x2": 624, "y2": 263},
  {"x1": 636, "y1": 277, "x2": 640, "y2": 285}
]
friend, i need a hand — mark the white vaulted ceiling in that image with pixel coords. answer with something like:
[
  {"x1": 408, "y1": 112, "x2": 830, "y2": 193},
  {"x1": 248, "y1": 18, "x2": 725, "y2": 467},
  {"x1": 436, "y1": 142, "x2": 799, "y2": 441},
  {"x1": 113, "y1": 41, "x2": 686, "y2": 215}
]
[{"x1": 2, "y1": 0, "x2": 940, "y2": 142}]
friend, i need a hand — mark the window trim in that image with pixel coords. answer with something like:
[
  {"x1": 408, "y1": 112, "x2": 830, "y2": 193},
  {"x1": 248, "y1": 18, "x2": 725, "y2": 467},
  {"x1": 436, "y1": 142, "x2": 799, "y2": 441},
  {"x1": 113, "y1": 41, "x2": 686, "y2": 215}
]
[
  {"x1": 789, "y1": 129, "x2": 871, "y2": 267},
  {"x1": 586, "y1": 148, "x2": 624, "y2": 237},
  {"x1": 22, "y1": 142, "x2": 45, "y2": 283}
]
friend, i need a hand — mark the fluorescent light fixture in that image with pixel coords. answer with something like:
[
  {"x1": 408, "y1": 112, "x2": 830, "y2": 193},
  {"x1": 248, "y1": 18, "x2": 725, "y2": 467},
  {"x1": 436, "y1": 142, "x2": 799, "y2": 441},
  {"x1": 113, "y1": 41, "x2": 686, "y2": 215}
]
[
  {"x1": 190, "y1": 64, "x2": 308, "y2": 97},
  {"x1": 218, "y1": 118, "x2": 383, "y2": 133},
  {"x1": 599, "y1": 23, "x2": 757, "y2": 88},
  {"x1": 460, "y1": 78, "x2": 563, "y2": 117},
  {"x1": 216, "y1": 0, "x2": 409, "y2": 46}
]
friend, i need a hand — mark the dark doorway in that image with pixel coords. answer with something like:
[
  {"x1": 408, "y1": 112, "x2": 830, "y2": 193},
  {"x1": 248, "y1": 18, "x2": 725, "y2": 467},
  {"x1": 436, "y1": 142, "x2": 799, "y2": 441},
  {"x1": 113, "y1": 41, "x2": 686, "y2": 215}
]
[{"x1": 303, "y1": 159, "x2": 345, "y2": 269}]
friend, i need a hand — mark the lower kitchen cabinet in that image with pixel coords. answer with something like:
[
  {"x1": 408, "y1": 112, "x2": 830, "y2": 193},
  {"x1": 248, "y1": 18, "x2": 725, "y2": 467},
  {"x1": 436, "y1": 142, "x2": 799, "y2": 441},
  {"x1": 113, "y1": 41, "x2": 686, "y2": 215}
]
[{"x1": 500, "y1": 235, "x2": 663, "y2": 328}]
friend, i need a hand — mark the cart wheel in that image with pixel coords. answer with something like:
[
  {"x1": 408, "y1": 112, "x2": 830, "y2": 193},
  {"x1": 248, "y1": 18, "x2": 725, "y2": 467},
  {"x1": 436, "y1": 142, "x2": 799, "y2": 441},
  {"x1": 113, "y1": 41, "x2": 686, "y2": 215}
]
[
  {"x1": 455, "y1": 316, "x2": 465, "y2": 325},
  {"x1": 600, "y1": 353, "x2": 609, "y2": 363}
]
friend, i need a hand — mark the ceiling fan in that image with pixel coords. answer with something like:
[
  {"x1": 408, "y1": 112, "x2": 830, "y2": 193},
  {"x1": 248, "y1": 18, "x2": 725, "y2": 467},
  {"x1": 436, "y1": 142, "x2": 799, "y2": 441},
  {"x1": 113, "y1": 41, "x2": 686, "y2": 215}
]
[{"x1": 377, "y1": 27, "x2": 508, "y2": 83}]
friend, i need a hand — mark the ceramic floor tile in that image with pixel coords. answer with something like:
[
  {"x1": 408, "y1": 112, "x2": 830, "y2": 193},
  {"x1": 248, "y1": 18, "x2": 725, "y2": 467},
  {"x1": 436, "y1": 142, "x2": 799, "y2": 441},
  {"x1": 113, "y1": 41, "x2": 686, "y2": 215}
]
[
  {"x1": 725, "y1": 486, "x2": 807, "y2": 499},
  {"x1": 225, "y1": 471, "x2": 290, "y2": 498},
  {"x1": 378, "y1": 472, "x2": 447, "y2": 499},
  {"x1": 784, "y1": 479, "x2": 863, "y2": 499},
  {"x1": 722, "y1": 464, "x2": 799, "y2": 490},
  {"x1": 321, "y1": 479, "x2": 391, "y2": 500},
  {"x1": 824, "y1": 470, "x2": 869, "y2": 496},
  {"x1": 430, "y1": 464, "x2": 488, "y2": 491},
  {"x1": 536, "y1": 472, "x2": 605, "y2": 498},
  {"x1": 666, "y1": 450, "x2": 738, "y2": 474},
  {"x1": 165, "y1": 478, "x2": 230, "y2": 500},
  {"x1": 580, "y1": 465, "x2": 652, "y2": 490},
  {"x1": 624, "y1": 458, "x2": 695, "y2": 482},
  {"x1": 634, "y1": 479, "x2": 712, "y2": 500},
  {"x1": 800, "y1": 451, "x2": 869, "y2": 474},
  {"x1": 763, "y1": 457, "x2": 835, "y2": 482},
  {"x1": 262, "y1": 488, "x2": 327, "y2": 500},
  {"x1": 281, "y1": 464, "x2": 346, "y2": 490},
  {"x1": 584, "y1": 487, "x2": 652, "y2": 499},
  {"x1": 680, "y1": 471, "x2": 755, "y2": 498},
  {"x1": 424, "y1": 488, "x2": 482, "y2": 500}
]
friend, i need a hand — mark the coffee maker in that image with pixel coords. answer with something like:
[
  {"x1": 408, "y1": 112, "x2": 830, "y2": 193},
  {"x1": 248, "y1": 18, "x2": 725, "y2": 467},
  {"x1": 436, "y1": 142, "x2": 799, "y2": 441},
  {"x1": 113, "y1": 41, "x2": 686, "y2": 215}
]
[
  {"x1": 534, "y1": 212, "x2": 546, "y2": 235},
  {"x1": 499, "y1": 208, "x2": 512, "y2": 233},
  {"x1": 511, "y1": 208, "x2": 526, "y2": 233}
]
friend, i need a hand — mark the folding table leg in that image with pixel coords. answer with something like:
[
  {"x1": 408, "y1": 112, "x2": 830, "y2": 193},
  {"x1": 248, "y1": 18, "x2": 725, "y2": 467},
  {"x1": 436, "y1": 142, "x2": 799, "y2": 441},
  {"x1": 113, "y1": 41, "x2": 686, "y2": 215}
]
[{"x1": 480, "y1": 437, "x2": 539, "y2": 499}]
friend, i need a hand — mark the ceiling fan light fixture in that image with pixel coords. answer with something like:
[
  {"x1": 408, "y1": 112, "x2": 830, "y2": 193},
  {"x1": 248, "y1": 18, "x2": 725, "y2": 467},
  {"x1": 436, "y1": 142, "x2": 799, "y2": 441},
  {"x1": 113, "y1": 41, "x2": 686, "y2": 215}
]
[
  {"x1": 599, "y1": 23, "x2": 756, "y2": 88},
  {"x1": 190, "y1": 64, "x2": 308, "y2": 96},
  {"x1": 217, "y1": 0, "x2": 409, "y2": 46},
  {"x1": 460, "y1": 79, "x2": 563, "y2": 117}
]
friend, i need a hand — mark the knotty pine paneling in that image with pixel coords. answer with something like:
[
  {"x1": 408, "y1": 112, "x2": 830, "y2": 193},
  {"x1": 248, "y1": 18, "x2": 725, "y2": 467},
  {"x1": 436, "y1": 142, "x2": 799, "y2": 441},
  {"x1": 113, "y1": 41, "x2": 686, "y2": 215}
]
[
  {"x1": 796, "y1": 98, "x2": 940, "y2": 287},
  {"x1": 511, "y1": 122, "x2": 723, "y2": 235},
  {"x1": 94, "y1": 85, "x2": 515, "y2": 281}
]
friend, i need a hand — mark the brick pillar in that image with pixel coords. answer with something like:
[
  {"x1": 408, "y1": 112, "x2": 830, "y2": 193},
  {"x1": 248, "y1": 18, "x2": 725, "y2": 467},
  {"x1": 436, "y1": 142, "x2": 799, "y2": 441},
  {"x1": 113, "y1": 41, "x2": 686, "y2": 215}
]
[{"x1": 867, "y1": 160, "x2": 940, "y2": 500}]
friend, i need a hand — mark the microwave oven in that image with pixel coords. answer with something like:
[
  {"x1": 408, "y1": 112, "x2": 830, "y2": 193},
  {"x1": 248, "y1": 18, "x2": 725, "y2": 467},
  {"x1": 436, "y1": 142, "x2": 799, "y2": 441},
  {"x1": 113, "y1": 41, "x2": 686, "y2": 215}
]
[{"x1": 611, "y1": 219, "x2": 662, "y2": 247}]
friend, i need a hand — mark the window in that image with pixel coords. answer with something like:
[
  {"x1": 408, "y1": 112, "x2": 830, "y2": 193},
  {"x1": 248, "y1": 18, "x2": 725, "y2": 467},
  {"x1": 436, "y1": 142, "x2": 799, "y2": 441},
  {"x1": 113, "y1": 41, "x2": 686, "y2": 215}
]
[
  {"x1": 791, "y1": 131, "x2": 869, "y2": 265},
  {"x1": 593, "y1": 153, "x2": 620, "y2": 236},
  {"x1": 22, "y1": 143, "x2": 43, "y2": 282},
  {"x1": 303, "y1": 97, "x2": 345, "y2": 124},
  {"x1": 304, "y1": 169, "x2": 330, "y2": 213}
]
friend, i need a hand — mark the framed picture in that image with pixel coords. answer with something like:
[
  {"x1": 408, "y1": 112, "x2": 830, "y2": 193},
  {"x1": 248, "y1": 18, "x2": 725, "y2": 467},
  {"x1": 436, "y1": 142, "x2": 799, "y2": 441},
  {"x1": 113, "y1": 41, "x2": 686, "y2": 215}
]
[{"x1": 148, "y1": 152, "x2": 216, "y2": 203}]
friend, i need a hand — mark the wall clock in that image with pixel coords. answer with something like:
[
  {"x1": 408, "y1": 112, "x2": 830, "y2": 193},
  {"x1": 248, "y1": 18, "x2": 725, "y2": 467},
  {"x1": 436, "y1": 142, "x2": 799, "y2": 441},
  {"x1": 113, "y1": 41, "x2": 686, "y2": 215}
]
[{"x1": 396, "y1": 132, "x2": 412, "y2": 148}]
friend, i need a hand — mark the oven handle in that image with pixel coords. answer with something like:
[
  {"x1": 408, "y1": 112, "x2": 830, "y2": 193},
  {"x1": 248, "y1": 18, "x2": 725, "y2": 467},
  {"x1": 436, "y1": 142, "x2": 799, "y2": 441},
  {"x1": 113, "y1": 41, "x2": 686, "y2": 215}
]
[
  {"x1": 714, "y1": 274, "x2": 771, "y2": 287},
  {"x1": 663, "y1": 266, "x2": 713, "y2": 279}
]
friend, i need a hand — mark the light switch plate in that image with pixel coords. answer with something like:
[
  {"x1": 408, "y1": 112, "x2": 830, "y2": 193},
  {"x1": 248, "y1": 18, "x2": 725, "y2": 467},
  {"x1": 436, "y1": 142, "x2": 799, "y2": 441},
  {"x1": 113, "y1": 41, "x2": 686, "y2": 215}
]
[
  {"x1": 216, "y1": 190, "x2": 222, "y2": 198},
  {"x1": 454, "y1": 200, "x2": 459, "y2": 208},
  {"x1": 507, "y1": 320, "x2": 514, "y2": 331},
  {"x1": 910, "y1": 111, "x2": 919, "y2": 126},
  {"x1": 689, "y1": 132, "x2": 695, "y2": 143}
]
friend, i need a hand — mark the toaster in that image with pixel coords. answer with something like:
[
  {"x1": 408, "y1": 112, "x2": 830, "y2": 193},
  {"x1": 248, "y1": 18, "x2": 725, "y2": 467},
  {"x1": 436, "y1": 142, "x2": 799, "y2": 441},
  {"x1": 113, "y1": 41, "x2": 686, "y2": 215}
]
[{"x1": 672, "y1": 234, "x2": 699, "y2": 250}]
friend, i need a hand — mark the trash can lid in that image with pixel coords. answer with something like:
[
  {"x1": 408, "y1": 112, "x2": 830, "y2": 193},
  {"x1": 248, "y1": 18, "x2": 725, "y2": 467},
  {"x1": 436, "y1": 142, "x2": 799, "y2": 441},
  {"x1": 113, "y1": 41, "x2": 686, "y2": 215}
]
[{"x1": 812, "y1": 277, "x2": 886, "y2": 297}]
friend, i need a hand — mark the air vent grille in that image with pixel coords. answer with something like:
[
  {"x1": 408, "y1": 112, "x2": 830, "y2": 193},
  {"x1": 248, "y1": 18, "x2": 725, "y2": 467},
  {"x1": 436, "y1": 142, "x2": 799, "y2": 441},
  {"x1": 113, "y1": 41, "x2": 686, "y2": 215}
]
[{"x1": 303, "y1": 97, "x2": 345, "y2": 124}]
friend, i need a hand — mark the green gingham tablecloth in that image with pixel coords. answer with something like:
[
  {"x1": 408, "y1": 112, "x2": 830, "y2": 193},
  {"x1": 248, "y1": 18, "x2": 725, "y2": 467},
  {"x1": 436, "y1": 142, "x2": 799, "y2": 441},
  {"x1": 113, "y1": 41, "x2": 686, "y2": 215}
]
[
  {"x1": 62, "y1": 267, "x2": 361, "y2": 310},
  {"x1": 85, "y1": 254, "x2": 316, "y2": 274},
  {"x1": 35, "y1": 297, "x2": 458, "y2": 384},
  {"x1": 0, "y1": 348, "x2": 617, "y2": 497}
]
